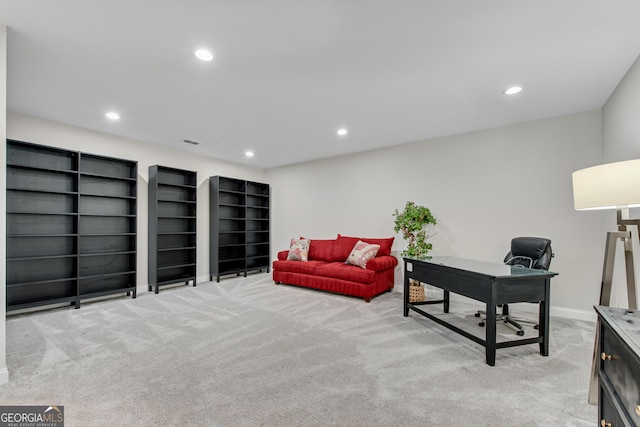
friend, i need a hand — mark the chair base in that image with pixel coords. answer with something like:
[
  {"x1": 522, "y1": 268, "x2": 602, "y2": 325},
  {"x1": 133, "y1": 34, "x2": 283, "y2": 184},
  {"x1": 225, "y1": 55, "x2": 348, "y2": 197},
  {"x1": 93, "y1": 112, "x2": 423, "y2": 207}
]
[{"x1": 475, "y1": 305, "x2": 538, "y2": 336}]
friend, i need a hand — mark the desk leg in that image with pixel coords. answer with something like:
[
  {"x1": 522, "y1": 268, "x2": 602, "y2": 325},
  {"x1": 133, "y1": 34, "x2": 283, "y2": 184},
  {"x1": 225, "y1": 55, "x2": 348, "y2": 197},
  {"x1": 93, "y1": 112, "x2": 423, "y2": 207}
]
[
  {"x1": 539, "y1": 278, "x2": 550, "y2": 356},
  {"x1": 443, "y1": 290, "x2": 450, "y2": 313},
  {"x1": 403, "y1": 268, "x2": 410, "y2": 317},
  {"x1": 485, "y1": 301, "x2": 497, "y2": 366}
]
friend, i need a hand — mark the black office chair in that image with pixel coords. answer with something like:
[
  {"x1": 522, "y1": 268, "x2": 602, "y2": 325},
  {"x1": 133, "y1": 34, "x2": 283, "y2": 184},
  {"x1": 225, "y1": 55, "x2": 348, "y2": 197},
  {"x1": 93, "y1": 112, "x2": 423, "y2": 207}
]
[{"x1": 475, "y1": 237, "x2": 553, "y2": 336}]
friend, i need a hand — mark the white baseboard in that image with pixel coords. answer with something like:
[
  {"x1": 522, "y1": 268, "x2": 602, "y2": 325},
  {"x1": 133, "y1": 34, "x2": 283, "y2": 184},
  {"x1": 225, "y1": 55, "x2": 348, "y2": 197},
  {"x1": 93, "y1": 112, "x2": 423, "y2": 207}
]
[
  {"x1": 0, "y1": 367, "x2": 9, "y2": 386},
  {"x1": 198, "y1": 274, "x2": 213, "y2": 284}
]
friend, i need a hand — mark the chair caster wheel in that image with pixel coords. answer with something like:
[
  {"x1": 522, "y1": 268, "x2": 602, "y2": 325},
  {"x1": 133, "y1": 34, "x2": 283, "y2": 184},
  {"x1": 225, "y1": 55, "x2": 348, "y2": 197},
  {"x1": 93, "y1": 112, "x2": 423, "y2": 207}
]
[
  {"x1": 478, "y1": 322, "x2": 485, "y2": 327},
  {"x1": 533, "y1": 325, "x2": 539, "y2": 330},
  {"x1": 517, "y1": 330, "x2": 524, "y2": 336},
  {"x1": 475, "y1": 312, "x2": 481, "y2": 317}
]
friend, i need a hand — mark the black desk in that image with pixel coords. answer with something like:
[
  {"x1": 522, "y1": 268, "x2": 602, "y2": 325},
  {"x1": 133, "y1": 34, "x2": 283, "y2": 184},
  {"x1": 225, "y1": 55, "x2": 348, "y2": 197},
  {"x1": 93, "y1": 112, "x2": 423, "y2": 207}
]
[{"x1": 403, "y1": 256, "x2": 558, "y2": 366}]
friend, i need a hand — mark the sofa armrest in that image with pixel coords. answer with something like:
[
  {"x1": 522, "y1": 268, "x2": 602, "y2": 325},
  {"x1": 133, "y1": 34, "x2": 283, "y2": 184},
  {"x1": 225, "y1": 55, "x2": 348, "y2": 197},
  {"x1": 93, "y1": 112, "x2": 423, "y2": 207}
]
[
  {"x1": 277, "y1": 250, "x2": 289, "y2": 261},
  {"x1": 366, "y1": 255, "x2": 398, "y2": 272}
]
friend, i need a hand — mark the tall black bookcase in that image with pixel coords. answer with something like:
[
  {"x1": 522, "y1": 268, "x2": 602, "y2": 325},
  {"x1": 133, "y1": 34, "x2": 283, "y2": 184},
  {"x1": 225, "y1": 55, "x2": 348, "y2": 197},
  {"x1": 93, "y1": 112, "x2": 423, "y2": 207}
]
[
  {"x1": 210, "y1": 176, "x2": 270, "y2": 282},
  {"x1": 6, "y1": 140, "x2": 137, "y2": 311},
  {"x1": 148, "y1": 165, "x2": 197, "y2": 293}
]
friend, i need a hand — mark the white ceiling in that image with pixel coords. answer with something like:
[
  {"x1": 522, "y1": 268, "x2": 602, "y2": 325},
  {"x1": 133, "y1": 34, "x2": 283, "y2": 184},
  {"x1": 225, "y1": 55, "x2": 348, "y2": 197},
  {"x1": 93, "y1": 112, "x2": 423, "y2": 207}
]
[{"x1": 1, "y1": 1, "x2": 640, "y2": 169}]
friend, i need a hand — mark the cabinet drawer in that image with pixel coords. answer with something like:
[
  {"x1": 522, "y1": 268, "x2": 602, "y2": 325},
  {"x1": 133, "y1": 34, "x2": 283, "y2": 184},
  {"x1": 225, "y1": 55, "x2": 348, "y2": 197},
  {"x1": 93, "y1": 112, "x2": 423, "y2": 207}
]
[
  {"x1": 601, "y1": 322, "x2": 640, "y2": 426},
  {"x1": 600, "y1": 382, "x2": 631, "y2": 427},
  {"x1": 600, "y1": 375, "x2": 637, "y2": 427}
]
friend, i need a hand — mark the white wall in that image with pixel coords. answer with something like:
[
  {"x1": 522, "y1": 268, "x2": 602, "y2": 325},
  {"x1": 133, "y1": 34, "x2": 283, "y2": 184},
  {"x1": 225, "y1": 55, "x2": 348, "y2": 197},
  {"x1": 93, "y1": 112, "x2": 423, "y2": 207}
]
[
  {"x1": 603, "y1": 54, "x2": 640, "y2": 163},
  {"x1": 0, "y1": 23, "x2": 9, "y2": 386},
  {"x1": 6, "y1": 112, "x2": 266, "y2": 288},
  {"x1": 601, "y1": 53, "x2": 640, "y2": 309},
  {"x1": 266, "y1": 110, "x2": 605, "y2": 319}
]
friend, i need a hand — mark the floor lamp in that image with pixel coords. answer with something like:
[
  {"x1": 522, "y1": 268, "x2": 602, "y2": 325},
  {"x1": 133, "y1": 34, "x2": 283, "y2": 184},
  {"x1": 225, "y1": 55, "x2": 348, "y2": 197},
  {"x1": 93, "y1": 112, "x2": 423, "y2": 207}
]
[{"x1": 572, "y1": 159, "x2": 640, "y2": 405}]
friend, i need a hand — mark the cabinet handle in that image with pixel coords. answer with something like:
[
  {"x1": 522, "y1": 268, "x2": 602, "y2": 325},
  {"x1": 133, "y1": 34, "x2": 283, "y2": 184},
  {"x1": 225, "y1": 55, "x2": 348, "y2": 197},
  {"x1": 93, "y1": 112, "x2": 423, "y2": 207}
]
[
  {"x1": 601, "y1": 420, "x2": 612, "y2": 427},
  {"x1": 601, "y1": 352, "x2": 614, "y2": 361}
]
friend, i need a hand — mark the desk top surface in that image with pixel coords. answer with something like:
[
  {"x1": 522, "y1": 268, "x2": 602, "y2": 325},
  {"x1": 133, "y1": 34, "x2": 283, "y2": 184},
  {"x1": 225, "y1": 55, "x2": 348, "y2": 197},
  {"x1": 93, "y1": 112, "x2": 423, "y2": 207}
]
[
  {"x1": 595, "y1": 305, "x2": 640, "y2": 353},
  {"x1": 403, "y1": 255, "x2": 558, "y2": 279}
]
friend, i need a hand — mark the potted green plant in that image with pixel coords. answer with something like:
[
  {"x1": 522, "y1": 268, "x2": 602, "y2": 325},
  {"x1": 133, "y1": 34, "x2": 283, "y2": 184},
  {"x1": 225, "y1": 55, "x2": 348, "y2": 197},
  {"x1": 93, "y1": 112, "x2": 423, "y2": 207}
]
[
  {"x1": 393, "y1": 201, "x2": 437, "y2": 257},
  {"x1": 393, "y1": 201, "x2": 437, "y2": 303}
]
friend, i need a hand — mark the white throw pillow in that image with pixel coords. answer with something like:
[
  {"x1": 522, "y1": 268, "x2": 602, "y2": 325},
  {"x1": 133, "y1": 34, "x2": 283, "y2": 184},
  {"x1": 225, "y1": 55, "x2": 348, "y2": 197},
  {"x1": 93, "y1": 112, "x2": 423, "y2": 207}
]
[
  {"x1": 287, "y1": 238, "x2": 310, "y2": 261},
  {"x1": 346, "y1": 240, "x2": 380, "y2": 269}
]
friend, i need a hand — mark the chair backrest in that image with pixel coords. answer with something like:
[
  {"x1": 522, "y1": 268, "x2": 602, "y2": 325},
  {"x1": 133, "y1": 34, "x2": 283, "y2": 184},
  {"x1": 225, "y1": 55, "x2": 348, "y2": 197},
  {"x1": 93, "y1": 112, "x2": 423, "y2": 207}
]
[{"x1": 504, "y1": 237, "x2": 553, "y2": 271}]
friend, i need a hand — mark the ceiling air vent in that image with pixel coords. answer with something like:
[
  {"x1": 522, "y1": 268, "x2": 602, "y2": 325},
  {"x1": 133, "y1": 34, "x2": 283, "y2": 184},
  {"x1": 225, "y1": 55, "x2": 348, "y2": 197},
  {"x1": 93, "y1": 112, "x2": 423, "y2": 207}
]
[{"x1": 183, "y1": 139, "x2": 200, "y2": 145}]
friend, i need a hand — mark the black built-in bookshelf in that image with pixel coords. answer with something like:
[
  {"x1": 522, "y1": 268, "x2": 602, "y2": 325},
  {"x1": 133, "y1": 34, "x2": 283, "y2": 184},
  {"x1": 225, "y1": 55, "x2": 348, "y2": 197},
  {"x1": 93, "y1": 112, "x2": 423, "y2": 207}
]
[
  {"x1": 148, "y1": 165, "x2": 197, "y2": 293},
  {"x1": 6, "y1": 140, "x2": 137, "y2": 311},
  {"x1": 210, "y1": 176, "x2": 270, "y2": 282}
]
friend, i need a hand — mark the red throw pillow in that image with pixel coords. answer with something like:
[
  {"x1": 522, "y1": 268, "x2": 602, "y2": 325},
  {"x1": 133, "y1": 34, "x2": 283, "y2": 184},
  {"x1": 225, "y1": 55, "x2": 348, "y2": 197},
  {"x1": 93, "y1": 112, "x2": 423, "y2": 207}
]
[{"x1": 337, "y1": 234, "x2": 394, "y2": 257}]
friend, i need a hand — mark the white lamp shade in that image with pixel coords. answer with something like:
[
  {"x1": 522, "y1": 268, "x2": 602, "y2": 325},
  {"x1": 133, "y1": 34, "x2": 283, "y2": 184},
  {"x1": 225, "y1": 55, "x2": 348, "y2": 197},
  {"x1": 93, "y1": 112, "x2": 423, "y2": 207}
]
[{"x1": 572, "y1": 159, "x2": 640, "y2": 210}]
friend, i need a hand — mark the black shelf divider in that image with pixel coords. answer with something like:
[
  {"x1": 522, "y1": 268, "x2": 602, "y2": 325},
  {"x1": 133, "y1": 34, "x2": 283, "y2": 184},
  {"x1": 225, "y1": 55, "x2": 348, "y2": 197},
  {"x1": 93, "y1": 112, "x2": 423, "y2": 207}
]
[
  {"x1": 5, "y1": 140, "x2": 138, "y2": 311},
  {"x1": 210, "y1": 176, "x2": 270, "y2": 282},
  {"x1": 148, "y1": 165, "x2": 197, "y2": 294}
]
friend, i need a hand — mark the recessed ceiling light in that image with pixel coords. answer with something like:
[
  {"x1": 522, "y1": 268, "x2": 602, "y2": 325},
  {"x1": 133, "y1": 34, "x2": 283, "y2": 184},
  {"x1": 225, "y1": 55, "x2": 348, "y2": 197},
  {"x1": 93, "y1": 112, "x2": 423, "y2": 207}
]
[
  {"x1": 105, "y1": 112, "x2": 120, "y2": 120},
  {"x1": 195, "y1": 49, "x2": 214, "y2": 61},
  {"x1": 337, "y1": 128, "x2": 348, "y2": 136},
  {"x1": 245, "y1": 150, "x2": 254, "y2": 158},
  {"x1": 504, "y1": 86, "x2": 523, "y2": 95}
]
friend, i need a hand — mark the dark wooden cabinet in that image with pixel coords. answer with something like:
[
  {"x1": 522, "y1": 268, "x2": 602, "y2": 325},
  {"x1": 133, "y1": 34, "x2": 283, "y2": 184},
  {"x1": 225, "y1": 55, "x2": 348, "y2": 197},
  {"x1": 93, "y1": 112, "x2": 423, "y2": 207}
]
[
  {"x1": 210, "y1": 176, "x2": 270, "y2": 282},
  {"x1": 595, "y1": 305, "x2": 640, "y2": 427},
  {"x1": 148, "y1": 165, "x2": 197, "y2": 293},
  {"x1": 6, "y1": 140, "x2": 137, "y2": 311}
]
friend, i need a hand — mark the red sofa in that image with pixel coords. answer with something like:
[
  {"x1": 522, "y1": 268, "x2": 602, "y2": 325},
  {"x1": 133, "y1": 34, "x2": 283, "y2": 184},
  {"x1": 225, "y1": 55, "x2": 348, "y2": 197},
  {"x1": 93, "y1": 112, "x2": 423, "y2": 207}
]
[{"x1": 272, "y1": 234, "x2": 398, "y2": 302}]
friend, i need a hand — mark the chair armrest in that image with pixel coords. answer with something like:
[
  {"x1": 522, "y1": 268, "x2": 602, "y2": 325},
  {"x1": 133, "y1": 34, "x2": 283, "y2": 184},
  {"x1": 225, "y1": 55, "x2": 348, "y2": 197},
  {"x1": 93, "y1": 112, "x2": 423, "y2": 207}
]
[
  {"x1": 277, "y1": 250, "x2": 289, "y2": 261},
  {"x1": 366, "y1": 256, "x2": 398, "y2": 272}
]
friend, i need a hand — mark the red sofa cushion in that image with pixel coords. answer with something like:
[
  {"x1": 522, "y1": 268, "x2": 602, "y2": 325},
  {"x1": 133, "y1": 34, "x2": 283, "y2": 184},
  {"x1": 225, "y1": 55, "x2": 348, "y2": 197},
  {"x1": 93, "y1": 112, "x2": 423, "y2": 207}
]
[
  {"x1": 272, "y1": 259, "x2": 326, "y2": 275},
  {"x1": 306, "y1": 238, "x2": 337, "y2": 262},
  {"x1": 337, "y1": 234, "x2": 395, "y2": 257},
  {"x1": 333, "y1": 235, "x2": 360, "y2": 261},
  {"x1": 316, "y1": 262, "x2": 375, "y2": 284}
]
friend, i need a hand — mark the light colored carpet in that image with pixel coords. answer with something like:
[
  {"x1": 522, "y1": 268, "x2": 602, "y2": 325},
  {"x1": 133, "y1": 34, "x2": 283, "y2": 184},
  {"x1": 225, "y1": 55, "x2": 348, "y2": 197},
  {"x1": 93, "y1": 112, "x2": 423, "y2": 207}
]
[{"x1": 1, "y1": 275, "x2": 597, "y2": 426}]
